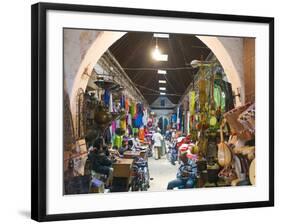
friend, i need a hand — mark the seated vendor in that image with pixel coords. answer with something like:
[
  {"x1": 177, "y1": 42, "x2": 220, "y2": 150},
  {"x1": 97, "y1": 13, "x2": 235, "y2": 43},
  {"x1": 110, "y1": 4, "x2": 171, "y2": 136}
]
[
  {"x1": 127, "y1": 140, "x2": 135, "y2": 151},
  {"x1": 132, "y1": 133, "x2": 141, "y2": 149},
  {"x1": 108, "y1": 145, "x2": 121, "y2": 158},
  {"x1": 167, "y1": 150, "x2": 197, "y2": 190},
  {"x1": 118, "y1": 140, "x2": 128, "y2": 155},
  {"x1": 88, "y1": 138, "x2": 114, "y2": 187}
]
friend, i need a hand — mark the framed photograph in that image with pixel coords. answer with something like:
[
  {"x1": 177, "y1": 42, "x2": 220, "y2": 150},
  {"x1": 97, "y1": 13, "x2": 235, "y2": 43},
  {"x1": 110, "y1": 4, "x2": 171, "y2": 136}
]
[{"x1": 31, "y1": 2, "x2": 274, "y2": 222}]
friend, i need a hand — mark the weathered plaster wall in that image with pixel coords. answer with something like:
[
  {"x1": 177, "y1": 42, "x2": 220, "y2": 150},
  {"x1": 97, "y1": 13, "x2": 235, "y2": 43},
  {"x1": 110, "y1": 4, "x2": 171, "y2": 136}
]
[
  {"x1": 63, "y1": 29, "x2": 100, "y2": 95},
  {"x1": 63, "y1": 30, "x2": 126, "y2": 131}
]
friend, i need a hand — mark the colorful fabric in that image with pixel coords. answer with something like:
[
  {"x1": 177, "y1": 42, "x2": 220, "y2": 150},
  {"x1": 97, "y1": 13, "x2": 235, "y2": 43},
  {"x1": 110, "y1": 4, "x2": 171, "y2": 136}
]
[
  {"x1": 138, "y1": 128, "x2": 145, "y2": 141},
  {"x1": 114, "y1": 135, "x2": 122, "y2": 148},
  {"x1": 189, "y1": 91, "x2": 196, "y2": 115},
  {"x1": 111, "y1": 121, "x2": 116, "y2": 135},
  {"x1": 103, "y1": 89, "x2": 110, "y2": 107},
  {"x1": 134, "y1": 114, "x2": 143, "y2": 128},
  {"x1": 129, "y1": 103, "x2": 136, "y2": 117},
  {"x1": 120, "y1": 119, "x2": 126, "y2": 130},
  {"x1": 120, "y1": 95, "x2": 125, "y2": 109},
  {"x1": 125, "y1": 98, "x2": 129, "y2": 111}
]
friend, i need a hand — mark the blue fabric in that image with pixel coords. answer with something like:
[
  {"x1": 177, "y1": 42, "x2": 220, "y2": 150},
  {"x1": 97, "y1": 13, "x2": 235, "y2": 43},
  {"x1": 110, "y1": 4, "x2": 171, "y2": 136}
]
[
  {"x1": 171, "y1": 114, "x2": 177, "y2": 123},
  {"x1": 136, "y1": 103, "x2": 144, "y2": 115},
  {"x1": 134, "y1": 114, "x2": 143, "y2": 128},
  {"x1": 103, "y1": 89, "x2": 110, "y2": 107},
  {"x1": 120, "y1": 95, "x2": 125, "y2": 108}
]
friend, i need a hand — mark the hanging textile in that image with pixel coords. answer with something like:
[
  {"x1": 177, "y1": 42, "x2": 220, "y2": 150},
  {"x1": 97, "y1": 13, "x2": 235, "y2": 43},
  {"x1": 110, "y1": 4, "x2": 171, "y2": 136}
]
[
  {"x1": 120, "y1": 95, "x2": 125, "y2": 109},
  {"x1": 189, "y1": 91, "x2": 196, "y2": 115},
  {"x1": 109, "y1": 92, "x2": 113, "y2": 139},
  {"x1": 176, "y1": 107, "x2": 180, "y2": 130},
  {"x1": 179, "y1": 106, "x2": 183, "y2": 130},
  {"x1": 139, "y1": 128, "x2": 145, "y2": 141},
  {"x1": 129, "y1": 103, "x2": 136, "y2": 117},
  {"x1": 214, "y1": 79, "x2": 234, "y2": 112},
  {"x1": 127, "y1": 113, "x2": 132, "y2": 126},
  {"x1": 214, "y1": 84, "x2": 224, "y2": 111},
  {"x1": 136, "y1": 103, "x2": 144, "y2": 115},
  {"x1": 134, "y1": 103, "x2": 137, "y2": 118},
  {"x1": 116, "y1": 119, "x2": 120, "y2": 129},
  {"x1": 142, "y1": 109, "x2": 148, "y2": 126},
  {"x1": 127, "y1": 125, "x2": 133, "y2": 136},
  {"x1": 103, "y1": 89, "x2": 110, "y2": 107},
  {"x1": 113, "y1": 135, "x2": 122, "y2": 148},
  {"x1": 120, "y1": 119, "x2": 126, "y2": 130},
  {"x1": 111, "y1": 121, "x2": 116, "y2": 135},
  {"x1": 133, "y1": 128, "x2": 139, "y2": 135},
  {"x1": 125, "y1": 98, "x2": 130, "y2": 111},
  {"x1": 103, "y1": 127, "x2": 112, "y2": 144},
  {"x1": 171, "y1": 113, "x2": 177, "y2": 123},
  {"x1": 109, "y1": 93, "x2": 113, "y2": 112},
  {"x1": 147, "y1": 117, "x2": 152, "y2": 128},
  {"x1": 134, "y1": 114, "x2": 143, "y2": 128}
]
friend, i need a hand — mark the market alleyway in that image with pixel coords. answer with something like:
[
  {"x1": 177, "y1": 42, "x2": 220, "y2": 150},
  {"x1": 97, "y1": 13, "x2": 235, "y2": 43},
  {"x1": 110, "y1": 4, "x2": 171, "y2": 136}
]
[{"x1": 147, "y1": 156, "x2": 179, "y2": 192}]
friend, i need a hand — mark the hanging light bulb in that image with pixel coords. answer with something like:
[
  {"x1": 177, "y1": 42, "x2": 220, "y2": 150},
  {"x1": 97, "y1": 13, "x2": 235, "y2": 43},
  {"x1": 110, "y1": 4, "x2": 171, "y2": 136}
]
[{"x1": 152, "y1": 45, "x2": 161, "y2": 60}]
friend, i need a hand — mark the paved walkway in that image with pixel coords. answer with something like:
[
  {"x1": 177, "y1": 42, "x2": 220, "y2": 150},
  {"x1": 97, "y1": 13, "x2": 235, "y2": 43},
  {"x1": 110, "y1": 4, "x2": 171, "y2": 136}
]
[{"x1": 147, "y1": 156, "x2": 179, "y2": 192}]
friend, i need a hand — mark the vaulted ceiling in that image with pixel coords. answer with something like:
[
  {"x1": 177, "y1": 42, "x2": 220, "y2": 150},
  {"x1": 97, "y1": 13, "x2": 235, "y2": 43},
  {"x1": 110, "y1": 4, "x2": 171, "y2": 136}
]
[{"x1": 109, "y1": 32, "x2": 211, "y2": 105}]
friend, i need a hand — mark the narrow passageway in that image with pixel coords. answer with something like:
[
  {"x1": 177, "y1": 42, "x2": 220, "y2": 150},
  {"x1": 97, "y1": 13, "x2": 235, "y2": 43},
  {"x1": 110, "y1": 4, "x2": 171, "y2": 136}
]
[
  {"x1": 148, "y1": 156, "x2": 179, "y2": 191},
  {"x1": 63, "y1": 29, "x2": 256, "y2": 196}
]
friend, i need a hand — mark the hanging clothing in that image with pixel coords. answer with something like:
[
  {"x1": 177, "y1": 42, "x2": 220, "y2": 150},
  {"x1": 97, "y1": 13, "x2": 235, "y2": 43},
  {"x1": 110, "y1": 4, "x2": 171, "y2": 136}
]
[
  {"x1": 129, "y1": 103, "x2": 136, "y2": 117},
  {"x1": 134, "y1": 114, "x2": 143, "y2": 128},
  {"x1": 109, "y1": 93, "x2": 113, "y2": 112},
  {"x1": 120, "y1": 95, "x2": 125, "y2": 109},
  {"x1": 111, "y1": 121, "x2": 116, "y2": 135},
  {"x1": 189, "y1": 91, "x2": 196, "y2": 115},
  {"x1": 103, "y1": 89, "x2": 110, "y2": 107},
  {"x1": 127, "y1": 113, "x2": 132, "y2": 126},
  {"x1": 127, "y1": 125, "x2": 133, "y2": 136},
  {"x1": 138, "y1": 128, "x2": 145, "y2": 141},
  {"x1": 142, "y1": 109, "x2": 148, "y2": 126},
  {"x1": 103, "y1": 127, "x2": 112, "y2": 144},
  {"x1": 113, "y1": 135, "x2": 122, "y2": 148},
  {"x1": 125, "y1": 98, "x2": 130, "y2": 111},
  {"x1": 120, "y1": 119, "x2": 126, "y2": 130},
  {"x1": 116, "y1": 120, "x2": 120, "y2": 129},
  {"x1": 176, "y1": 107, "x2": 180, "y2": 130}
]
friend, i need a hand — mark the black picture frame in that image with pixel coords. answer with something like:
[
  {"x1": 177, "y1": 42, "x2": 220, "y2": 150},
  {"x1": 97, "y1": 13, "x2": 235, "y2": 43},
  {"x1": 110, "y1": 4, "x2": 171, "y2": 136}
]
[{"x1": 31, "y1": 2, "x2": 274, "y2": 222}]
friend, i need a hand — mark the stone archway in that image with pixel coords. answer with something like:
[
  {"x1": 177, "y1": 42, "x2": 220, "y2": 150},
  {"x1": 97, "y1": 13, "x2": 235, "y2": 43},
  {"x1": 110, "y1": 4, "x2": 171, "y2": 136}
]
[
  {"x1": 69, "y1": 31, "x2": 126, "y2": 116},
  {"x1": 197, "y1": 36, "x2": 244, "y2": 105},
  {"x1": 66, "y1": 31, "x2": 244, "y2": 132}
]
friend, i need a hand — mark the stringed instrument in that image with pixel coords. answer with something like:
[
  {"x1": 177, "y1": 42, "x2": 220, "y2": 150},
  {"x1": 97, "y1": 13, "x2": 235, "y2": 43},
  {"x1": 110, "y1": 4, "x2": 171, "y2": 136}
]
[
  {"x1": 249, "y1": 158, "x2": 256, "y2": 185},
  {"x1": 217, "y1": 119, "x2": 232, "y2": 167},
  {"x1": 209, "y1": 66, "x2": 217, "y2": 127}
]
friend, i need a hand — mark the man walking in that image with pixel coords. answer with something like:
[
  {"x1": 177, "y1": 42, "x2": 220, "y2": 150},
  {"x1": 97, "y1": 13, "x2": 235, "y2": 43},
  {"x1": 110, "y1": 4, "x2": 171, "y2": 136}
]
[{"x1": 152, "y1": 128, "x2": 163, "y2": 160}]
